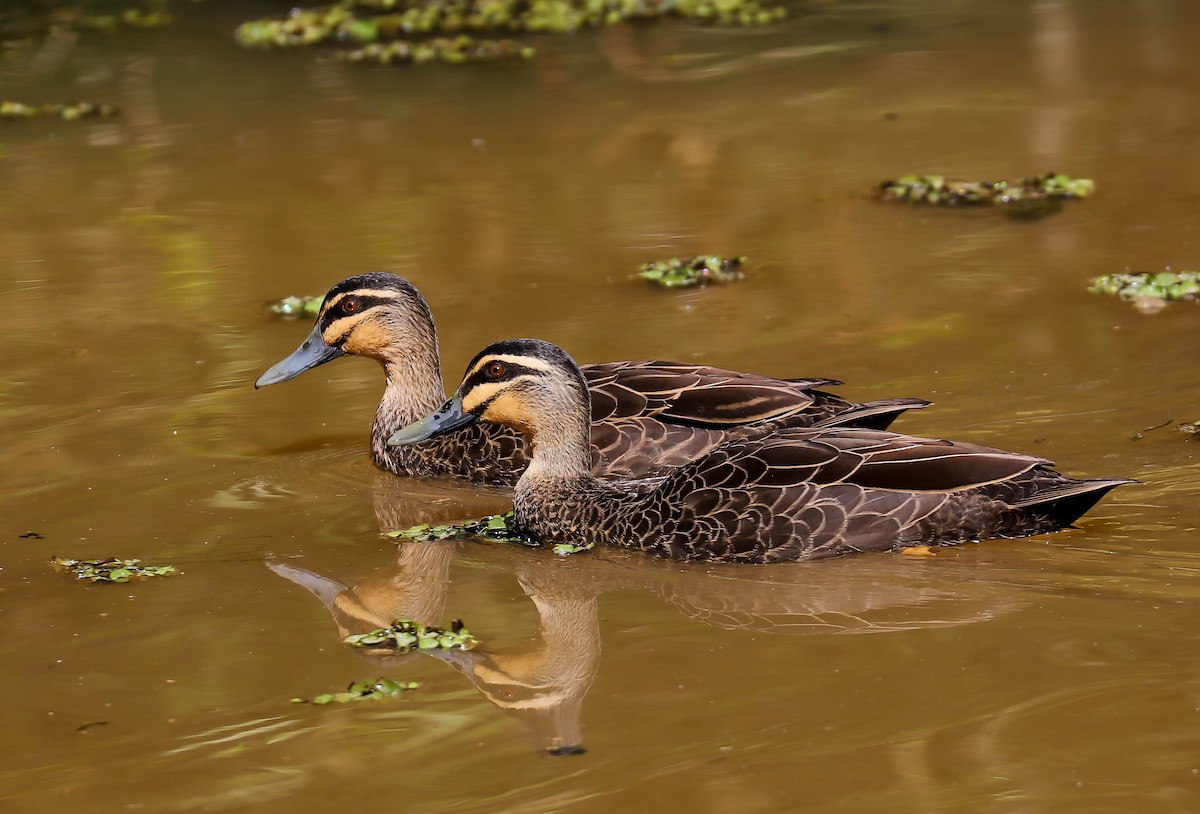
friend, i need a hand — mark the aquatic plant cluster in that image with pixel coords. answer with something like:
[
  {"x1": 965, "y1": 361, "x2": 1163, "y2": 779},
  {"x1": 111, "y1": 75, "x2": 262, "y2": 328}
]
[
  {"x1": 344, "y1": 618, "x2": 478, "y2": 651},
  {"x1": 53, "y1": 557, "x2": 176, "y2": 583},
  {"x1": 1088, "y1": 270, "x2": 1200, "y2": 306},
  {"x1": 0, "y1": 101, "x2": 118, "y2": 120},
  {"x1": 74, "y1": 8, "x2": 173, "y2": 31},
  {"x1": 637, "y1": 255, "x2": 746, "y2": 288},
  {"x1": 0, "y1": 1, "x2": 181, "y2": 59},
  {"x1": 552, "y1": 541, "x2": 594, "y2": 556},
  {"x1": 339, "y1": 36, "x2": 534, "y2": 64},
  {"x1": 234, "y1": 0, "x2": 787, "y2": 64},
  {"x1": 386, "y1": 512, "x2": 535, "y2": 544},
  {"x1": 237, "y1": 0, "x2": 786, "y2": 43},
  {"x1": 292, "y1": 678, "x2": 419, "y2": 704},
  {"x1": 267, "y1": 295, "x2": 324, "y2": 318},
  {"x1": 879, "y1": 173, "x2": 1095, "y2": 219}
]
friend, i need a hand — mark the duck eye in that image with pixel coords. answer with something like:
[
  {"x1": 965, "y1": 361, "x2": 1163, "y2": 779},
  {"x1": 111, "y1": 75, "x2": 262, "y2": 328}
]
[
  {"x1": 341, "y1": 297, "x2": 361, "y2": 315},
  {"x1": 486, "y1": 362, "x2": 506, "y2": 379}
]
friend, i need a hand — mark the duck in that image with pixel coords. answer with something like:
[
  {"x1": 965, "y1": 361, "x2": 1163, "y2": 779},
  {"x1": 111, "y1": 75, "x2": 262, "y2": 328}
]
[
  {"x1": 387, "y1": 338, "x2": 1132, "y2": 564},
  {"x1": 255, "y1": 272, "x2": 929, "y2": 485}
]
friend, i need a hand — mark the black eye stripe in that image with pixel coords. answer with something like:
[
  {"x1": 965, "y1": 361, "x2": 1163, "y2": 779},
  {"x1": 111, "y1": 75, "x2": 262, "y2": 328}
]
[
  {"x1": 465, "y1": 362, "x2": 541, "y2": 390},
  {"x1": 319, "y1": 295, "x2": 390, "y2": 327}
]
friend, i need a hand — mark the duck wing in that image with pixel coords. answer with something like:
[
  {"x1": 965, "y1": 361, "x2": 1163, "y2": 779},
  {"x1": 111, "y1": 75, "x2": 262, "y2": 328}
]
[
  {"x1": 633, "y1": 428, "x2": 1122, "y2": 563},
  {"x1": 582, "y1": 360, "x2": 928, "y2": 430}
]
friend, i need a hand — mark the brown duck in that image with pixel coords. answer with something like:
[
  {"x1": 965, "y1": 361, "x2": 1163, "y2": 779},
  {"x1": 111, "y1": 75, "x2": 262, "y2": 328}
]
[
  {"x1": 255, "y1": 273, "x2": 928, "y2": 485},
  {"x1": 388, "y1": 338, "x2": 1132, "y2": 564}
]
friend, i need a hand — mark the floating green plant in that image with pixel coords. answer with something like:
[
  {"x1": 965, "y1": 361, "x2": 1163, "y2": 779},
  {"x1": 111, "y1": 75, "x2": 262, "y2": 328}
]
[
  {"x1": 552, "y1": 541, "x2": 594, "y2": 556},
  {"x1": 53, "y1": 557, "x2": 177, "y2": 583},
  {"x1": 292, "y1": 677, "x2": 419, "y2": 705},
  {"x1": 235, "y1": 0, "x2": 786, "y2": 50},
  {"x1": 386, "y1": 511, "x2": 535, "y2": 545},
  {"x1": 1088, "y1": 270, "x2": 1200, "y2": 308},
  {"x1": 637, "y1": 256, "x2": 746, "y2": 289},
  {"x1": 78, "y1": 9, "x2": 173, "y2": 31},
  {"x1": 1, "y1": 1, "x2": 183, "y2": 52},
  {"x1": 0, "y1": 101, "x2": 118, "y2": 120},
  {"x1": 879, "y1": 173, "x2": 1095, "y2": 219},
  {"x1": 339, "y1": 36, "x2": 535, "y2": 64},
  {"x1": 344, "y1": 618, "x2": 477, "y2": 651},
  {"x1": 266, "y1": 295, "x2": 323, "y2": 318}
]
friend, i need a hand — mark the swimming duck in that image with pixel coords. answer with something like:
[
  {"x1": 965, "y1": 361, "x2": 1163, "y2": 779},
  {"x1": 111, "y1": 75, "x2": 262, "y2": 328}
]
[
  {"x1": 255, "y1": 273, "x2": 929, "y2": 485},
  {"x1": 388, "y1": 338, "x2": 1132, "y2": 563}
]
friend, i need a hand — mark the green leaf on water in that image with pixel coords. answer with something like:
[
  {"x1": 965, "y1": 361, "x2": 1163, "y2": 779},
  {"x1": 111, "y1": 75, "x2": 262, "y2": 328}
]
[
  {"x1": 52, "y1": 557, "x2": 178, "y2": 584},
  {"x1": 552, "y1": 541, "x2": 595, "y2": 556},
  {"x1": 266, "y1": 295, "x2": 323, "y2": 319},
  {"x1": 385, "y1": 512, "x2": 536, "y2": 545},
  {"x1": 1088, "y1": 269, "x2": 1200, "y2": 309},
  {"x1": 880, "y1": 173, "x2": 1094, "y2": 219},
  {"x1": 343, "y1": 618, "x2": 478, "y2": 652},
  {"x1": 637, "y1": 256, "x2": 746, "y2": 289}
]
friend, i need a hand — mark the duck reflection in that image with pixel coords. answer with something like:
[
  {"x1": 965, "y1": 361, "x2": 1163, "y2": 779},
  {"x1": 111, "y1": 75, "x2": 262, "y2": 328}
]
[
  {"x1": 269, "y1": 479, "x2": 1030, "y2": 755},
  {"x1": 269, "y1": 540, "x2": 597, "y2": 756}
]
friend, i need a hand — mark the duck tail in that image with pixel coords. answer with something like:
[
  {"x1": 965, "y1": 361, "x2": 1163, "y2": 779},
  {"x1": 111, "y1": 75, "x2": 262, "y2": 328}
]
[
  {"x1": 814, "y1": 397, "x2": 933, "y2": 431},
  {"x1": 1013, "y1": 478, "x2": 1135, "y2": 526}
]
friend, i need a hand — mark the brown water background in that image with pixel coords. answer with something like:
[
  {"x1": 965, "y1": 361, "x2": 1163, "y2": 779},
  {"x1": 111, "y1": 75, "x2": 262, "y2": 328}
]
[{"x1": 2, "y1": 0, "x2": 1199, "y2": 811}]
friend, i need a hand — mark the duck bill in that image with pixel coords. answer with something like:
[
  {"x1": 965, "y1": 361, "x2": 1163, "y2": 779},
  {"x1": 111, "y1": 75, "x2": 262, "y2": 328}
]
[
  {"x1": 255, "y1": 325, "x2": 345, "y2": 389},
  {"x1": 387, "y1": 396, "x2": 478, "y2": 446}
]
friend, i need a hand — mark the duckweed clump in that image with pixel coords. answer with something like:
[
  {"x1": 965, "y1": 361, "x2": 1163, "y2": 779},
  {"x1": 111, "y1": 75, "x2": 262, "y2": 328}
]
[
  {"x1": 879, "y1": 173, "x2": 1095, "y2": 219},
  {"x1": 637, "y1": 255, "x2": 746, "y2": 288},
  {"x1": 344, "y1": 618, "x2": 477, "y2": 651},
  {"x1": 2, "y1": 2, "x2": 190, "y2": 59},
  {"x1": 0, "y1": 101, "x2": 118, "y2": 120},
  {"x1": 267, "y1": 295, "x2": 323, "y2": 318},
  {"x1": 339, "y1": 36, "x2": 535, "y2": 64},
  {"x1": 76, "y1": 9, "x2": 173, "y2": 31},
  {"x1": 235, "y1": 0, "x2": 787, "y2": 51},
  {"x1": 386, "y1": 511, "x2": 536, "y2": 545},
  {"x1": 292, "y1": 677, "x2": 419, "y2": 704},
  {"x1": 53, "y1": 557, "x2": 177, "y2": 583},
  {"x1": 552, "y1": 541, "x2": 594, "y2": 556},
  {"x1": 1088, "y1": 270, "x2": 1200, "y2": 309}
]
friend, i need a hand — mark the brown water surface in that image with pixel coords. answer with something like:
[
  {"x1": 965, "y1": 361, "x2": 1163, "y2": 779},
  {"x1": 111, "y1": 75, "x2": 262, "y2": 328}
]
[{"x1": 2, "y1": 0, "x2": 1199, "y2": 811}]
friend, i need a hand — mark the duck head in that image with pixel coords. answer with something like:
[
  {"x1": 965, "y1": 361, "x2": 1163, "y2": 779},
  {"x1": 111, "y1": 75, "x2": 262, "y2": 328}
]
[
  {"x1": 387, "y1": 338, "x2": 589, "y2": 449},
  {"x1": 255, "y1": 272, "x2": 439, "y2": 388}
]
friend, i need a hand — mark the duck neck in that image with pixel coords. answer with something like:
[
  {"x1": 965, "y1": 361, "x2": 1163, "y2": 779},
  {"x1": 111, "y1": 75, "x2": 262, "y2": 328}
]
[
  {"x1": 371, "y1": 316, "x2": 447, "y2": 449},
  {"x1": 521, "y1": 405, "x2": 595, "y2": 483},
  {"x1": 511, "y1": 397, "x2": 623, "y2": 541}
]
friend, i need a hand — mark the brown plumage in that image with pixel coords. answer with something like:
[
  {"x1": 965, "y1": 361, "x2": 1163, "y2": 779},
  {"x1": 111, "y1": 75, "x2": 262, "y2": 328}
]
[
  {"x1": 387, "y1": 338, "x2": 1133, "y2": 564},
  {"x1": 255, "y1": 272, "x2": 929, "y2": 485}
]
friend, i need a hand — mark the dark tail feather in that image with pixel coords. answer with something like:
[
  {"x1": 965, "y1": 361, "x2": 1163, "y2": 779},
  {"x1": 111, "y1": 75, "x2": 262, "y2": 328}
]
[
  {"x1": 815, "y1": 398, "x2": 933, "y2": 431},
  {"x1": 1013, "y1": 478, "x2": 1135, "y2": 526}
]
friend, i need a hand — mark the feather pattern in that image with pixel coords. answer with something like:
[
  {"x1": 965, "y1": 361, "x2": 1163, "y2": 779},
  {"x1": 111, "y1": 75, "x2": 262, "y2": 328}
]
[
  {"x1": 256, "y1": 273, "x2": 929, "y2": 485},
  {"x1": 404, "y1": 339, "x2": 1132, "y2": 564}
]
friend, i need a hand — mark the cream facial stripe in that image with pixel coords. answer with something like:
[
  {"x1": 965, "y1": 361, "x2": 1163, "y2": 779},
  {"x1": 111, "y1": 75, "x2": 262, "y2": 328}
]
[
  {"x1": 464, "y1": 353, "x2": 556, "y2": 379},
  {"x1": 324, "y1": 288, "x2": 400, "y2": 310},
  {"x1": 461, "y1": 376, "x2": 539, "y2": 412},
  {"x1": 321, "y1": 289, "x2": 398, "y2": 341}
]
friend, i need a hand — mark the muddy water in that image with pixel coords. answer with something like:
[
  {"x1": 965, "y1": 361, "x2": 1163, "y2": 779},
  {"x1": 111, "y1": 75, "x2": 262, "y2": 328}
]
[{"x1": 2, "y1": 0, "x2": 1199, "y2": 810}]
